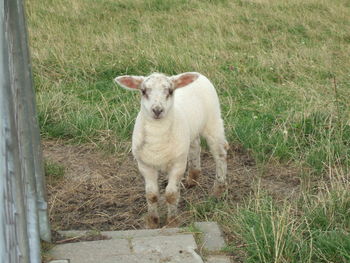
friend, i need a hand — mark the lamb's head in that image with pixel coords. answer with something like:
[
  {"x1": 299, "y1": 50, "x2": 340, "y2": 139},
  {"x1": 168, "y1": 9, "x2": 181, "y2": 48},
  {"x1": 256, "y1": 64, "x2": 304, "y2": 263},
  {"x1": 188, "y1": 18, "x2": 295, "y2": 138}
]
[{"x1": 114, "y1": 72, "x2": 199, "y2": 120}]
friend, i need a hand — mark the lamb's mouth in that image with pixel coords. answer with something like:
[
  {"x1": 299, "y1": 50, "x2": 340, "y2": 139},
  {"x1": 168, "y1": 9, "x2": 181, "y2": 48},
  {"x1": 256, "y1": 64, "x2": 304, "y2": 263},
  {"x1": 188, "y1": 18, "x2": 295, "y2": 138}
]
[{"x1": 153, "y1": 115, "x2": 162, "y2": 120}]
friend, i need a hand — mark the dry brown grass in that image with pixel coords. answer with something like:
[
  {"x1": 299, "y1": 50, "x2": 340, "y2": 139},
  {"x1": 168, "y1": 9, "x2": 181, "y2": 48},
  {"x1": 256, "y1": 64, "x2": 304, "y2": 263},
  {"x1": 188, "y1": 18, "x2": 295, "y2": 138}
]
[{"x1": 43, "y1": 139, "x2": 301, "y2": 231}]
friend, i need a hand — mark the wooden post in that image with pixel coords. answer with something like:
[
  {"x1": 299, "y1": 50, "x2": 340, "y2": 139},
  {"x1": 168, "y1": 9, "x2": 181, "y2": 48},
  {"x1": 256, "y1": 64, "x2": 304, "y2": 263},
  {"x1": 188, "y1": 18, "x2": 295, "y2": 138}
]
[{"x1": 0, "y1": 0, "x2": 52, "y2": 262}]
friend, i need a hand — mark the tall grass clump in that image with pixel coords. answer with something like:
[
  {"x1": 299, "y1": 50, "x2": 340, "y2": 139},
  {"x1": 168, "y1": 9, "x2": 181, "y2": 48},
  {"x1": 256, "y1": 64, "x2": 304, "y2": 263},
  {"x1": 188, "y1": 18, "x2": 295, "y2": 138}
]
[
  {"x1": 233, "y1": 196, "x2": 305, "y2": 262},
  {"x1": 227, "y1": 174, "x2": 350, "y2": 263}
]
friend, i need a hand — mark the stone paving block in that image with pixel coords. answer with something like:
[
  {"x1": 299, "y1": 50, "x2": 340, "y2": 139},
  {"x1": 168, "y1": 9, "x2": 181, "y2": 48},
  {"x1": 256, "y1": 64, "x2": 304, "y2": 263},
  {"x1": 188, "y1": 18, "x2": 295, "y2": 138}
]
[
  {"x1": 112, "y1": 254, "x2": 162, "y2": 263},
  {"x1": 102, "y1": 227, "x2": 181, "y2": 239},
  {"x1": 59, "y1": 228, "x2": 182, "y2": 240},
  {"x1": 206, "y1": 255, "x2": 231, "y2": 263},
  {"x1": 52, "y1": 222, "x2": 227, "y2": 263},
  {"x1": 50, "y1": 239, "x2": 130, "y2": 263},
  {"x1": 194, "y1": 222, "x2": 226, "y2": 251},
  {"x1": 116, "y1": 253, "x2": 202, "y2": 263},
  {"x1": 132, "y1": 234, "x2": 203, "y2": 263},
  {"x1": 132, "y1": 234, "x2": 197, "y2": 254}
]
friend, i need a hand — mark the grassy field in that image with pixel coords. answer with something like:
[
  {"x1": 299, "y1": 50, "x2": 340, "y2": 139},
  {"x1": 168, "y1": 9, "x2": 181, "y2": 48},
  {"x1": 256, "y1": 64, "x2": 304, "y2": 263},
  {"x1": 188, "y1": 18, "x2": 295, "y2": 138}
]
[{"x1": 27, "y1": 0, "x2": 350, "y2": 262}]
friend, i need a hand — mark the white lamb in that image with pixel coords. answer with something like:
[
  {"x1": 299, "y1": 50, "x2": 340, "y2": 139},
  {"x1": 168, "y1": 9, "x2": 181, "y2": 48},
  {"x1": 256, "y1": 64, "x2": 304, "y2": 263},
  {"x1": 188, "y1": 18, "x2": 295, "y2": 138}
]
[{"x1": 114, "y1": 72, "x2": 228, "y2": 228}]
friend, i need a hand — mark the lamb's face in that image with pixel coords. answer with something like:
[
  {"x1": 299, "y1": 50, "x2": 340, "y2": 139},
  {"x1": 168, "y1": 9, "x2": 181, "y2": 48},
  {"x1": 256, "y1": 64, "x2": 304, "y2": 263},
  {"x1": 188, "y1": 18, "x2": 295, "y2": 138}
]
[
  {"x1": 114, "y1": 72, "x2": 199, "y2": 120},
  {"x1": 140, "y1": 74, "x2": 174, "y2": 120}
]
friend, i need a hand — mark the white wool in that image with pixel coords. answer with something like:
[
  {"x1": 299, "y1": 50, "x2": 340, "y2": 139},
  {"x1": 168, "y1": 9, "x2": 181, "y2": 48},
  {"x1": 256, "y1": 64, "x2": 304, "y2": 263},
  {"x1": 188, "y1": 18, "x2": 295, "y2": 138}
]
[
  {"x1": 115, "y1": 72, "x2": 227, "y2": 227},
  {"x1": 132, "y1": 74, "x2": 221, "y2": 170}
]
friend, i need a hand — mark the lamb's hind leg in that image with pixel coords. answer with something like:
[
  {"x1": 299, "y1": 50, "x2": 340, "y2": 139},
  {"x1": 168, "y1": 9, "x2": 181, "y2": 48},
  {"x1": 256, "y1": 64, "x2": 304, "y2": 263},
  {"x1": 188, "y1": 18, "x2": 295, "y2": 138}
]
[
  {"x1": 186, "y1": 137, "x2": 201, "y2": 188},
  {"x1": 203, "y1": 119, "x2": 229, "y2": 197},
  {"x1": 138, "y1": 161, "x2": 160, "y2": 229}
]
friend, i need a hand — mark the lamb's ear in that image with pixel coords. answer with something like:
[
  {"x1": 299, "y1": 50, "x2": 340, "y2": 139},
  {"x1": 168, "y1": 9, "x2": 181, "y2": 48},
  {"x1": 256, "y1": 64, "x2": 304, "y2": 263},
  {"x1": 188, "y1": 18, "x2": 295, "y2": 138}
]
[
  {"x1": 170, "y1": 72, "x2": 200, "y2": 89},
  {"x1": 114, "y1": 75, "x2": 145, "y2": 90}
]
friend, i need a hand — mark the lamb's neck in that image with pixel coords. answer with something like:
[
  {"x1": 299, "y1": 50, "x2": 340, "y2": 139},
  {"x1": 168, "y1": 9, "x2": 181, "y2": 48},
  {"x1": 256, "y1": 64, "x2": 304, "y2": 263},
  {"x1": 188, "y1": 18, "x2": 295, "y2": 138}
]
[{"x1": 142, "y1": 109, "x2": 175, "y2": 137}]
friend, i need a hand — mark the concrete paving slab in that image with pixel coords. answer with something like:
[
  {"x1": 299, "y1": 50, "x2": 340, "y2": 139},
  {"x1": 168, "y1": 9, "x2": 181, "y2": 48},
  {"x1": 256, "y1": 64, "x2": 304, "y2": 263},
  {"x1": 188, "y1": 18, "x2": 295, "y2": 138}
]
[
  {"x1": 50, "y1": 222, "x2": 229, "y2": 263},
  {"x1": 115, "y1": 252, "x2": 203, "y2": 263},
  {"x1": 50, "y1": 234, "x2": 203, "y2": 263},
  {"x1": 132, "y1": 234, "x2": 203, "y2": 263},
  {"x1": 108, "y1": 254, "x2": 164, "y2": 263},
  {"x1": 102, "y1": 227, "x2": 181, "y2": 239},
  {"x1": 206, "y1": 255, "x2": 231, "y2": 263},
  {"x1": 194, "y1": 222, "x2": 226, "y2": 251},
  {"x1": 59, "y1": 228, "x2": 182, "y2": 239},
  {"x1": 50, "y1": 239, "x2": 130, "y2": 263}
]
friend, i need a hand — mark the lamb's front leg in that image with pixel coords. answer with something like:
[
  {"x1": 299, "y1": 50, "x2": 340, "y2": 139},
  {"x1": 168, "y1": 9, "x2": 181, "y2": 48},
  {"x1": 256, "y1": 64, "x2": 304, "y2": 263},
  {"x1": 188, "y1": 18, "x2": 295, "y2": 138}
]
[
  {"x1": 138, "y1": 161, "x2": 160, "y2": 229},
  {"x1": 165, "y1": 160, "x2": 187, "y2": 227}
]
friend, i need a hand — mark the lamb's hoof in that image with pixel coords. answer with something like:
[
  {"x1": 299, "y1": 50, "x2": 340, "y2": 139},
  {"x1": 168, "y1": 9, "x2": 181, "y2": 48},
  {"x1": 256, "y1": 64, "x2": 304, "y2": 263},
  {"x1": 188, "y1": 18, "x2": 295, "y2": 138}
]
[
  {"x1": 166, "y1": 216, "x2": 180, "y2": 228},
  {"x1": 185, "y1": 180, "x2": 197, "y2": 189},
  {"x1": 185, "y1": 169, "x2": 200, "y2": 188},
  {"x1": 146, "y1": 215, "x2": 160, "y2": 229},
  {"x1": 212, "y1": 182, "x2": 227, "y2": 198}
]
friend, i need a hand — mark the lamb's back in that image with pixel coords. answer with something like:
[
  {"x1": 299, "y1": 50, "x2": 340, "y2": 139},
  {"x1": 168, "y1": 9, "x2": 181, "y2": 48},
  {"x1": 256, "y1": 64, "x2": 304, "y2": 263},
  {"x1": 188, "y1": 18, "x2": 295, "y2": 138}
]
[{"x1": 174, "y1": 74, "x2": 221, "y2": 140}]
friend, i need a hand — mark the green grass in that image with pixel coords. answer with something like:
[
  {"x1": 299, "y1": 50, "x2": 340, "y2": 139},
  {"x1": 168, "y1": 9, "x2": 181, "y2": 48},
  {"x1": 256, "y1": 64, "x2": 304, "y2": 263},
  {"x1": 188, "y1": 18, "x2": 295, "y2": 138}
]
[
  {"x1": 44, "y1": 161, "x2": 64, "y2": 177},
  {"x1": 44, "y1": 160, "x2": 65, "y2": 184},
  {"x1": 228, "y1": 178, "x2": 350, "y2": 263},
  {"x1": 27, "y1": 0, "x2": 350, "y2": 171},
  {"x1": 27, "y1": 0, "x2": 350, "y2": 261}
]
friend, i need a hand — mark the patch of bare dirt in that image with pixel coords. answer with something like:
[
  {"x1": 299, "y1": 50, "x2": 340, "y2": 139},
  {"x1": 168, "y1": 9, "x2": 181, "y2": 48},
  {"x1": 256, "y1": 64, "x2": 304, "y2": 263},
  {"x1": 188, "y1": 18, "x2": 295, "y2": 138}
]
[{"x1": 43, "y1": 140, "x2": 301, "y2": 231}]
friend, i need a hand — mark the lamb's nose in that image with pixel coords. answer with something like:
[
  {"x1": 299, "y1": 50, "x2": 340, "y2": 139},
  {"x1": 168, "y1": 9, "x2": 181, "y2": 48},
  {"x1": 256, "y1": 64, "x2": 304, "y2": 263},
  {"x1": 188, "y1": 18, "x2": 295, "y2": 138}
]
[{"x1": 152, "y1": 107, "x2": 163, "y2": 117}]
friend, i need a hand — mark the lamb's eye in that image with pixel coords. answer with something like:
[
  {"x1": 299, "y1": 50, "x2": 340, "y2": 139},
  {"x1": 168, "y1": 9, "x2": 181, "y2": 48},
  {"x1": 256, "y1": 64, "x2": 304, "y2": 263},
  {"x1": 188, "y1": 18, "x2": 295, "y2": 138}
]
[
  {"x1": 141, "y1": 89, "x2": 147, "y2": 96},
  {"x1": 166, "y1": 89, "x2": 173, "y2": 99}
]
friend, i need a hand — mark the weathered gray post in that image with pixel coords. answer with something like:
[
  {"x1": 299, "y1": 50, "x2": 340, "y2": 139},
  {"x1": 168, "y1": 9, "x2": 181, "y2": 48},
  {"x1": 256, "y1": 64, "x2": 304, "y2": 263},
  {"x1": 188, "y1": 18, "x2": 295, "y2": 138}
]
[
  {"x1": 0, "y1": 1, "x2": 31, "y2": 261},
  {"x1": 1, "y1": 0, "x2": 52, "y2": 262},
  {"x1": 7, "y1": 0, "x2": 52, "y2": 244}
]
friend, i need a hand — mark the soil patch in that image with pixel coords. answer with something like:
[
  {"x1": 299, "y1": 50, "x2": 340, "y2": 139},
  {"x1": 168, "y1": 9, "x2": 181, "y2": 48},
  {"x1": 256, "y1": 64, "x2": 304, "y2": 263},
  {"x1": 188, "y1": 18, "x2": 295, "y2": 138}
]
[{"x1": 43, "y1": 140, "x2": 301, "y2": 231}]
